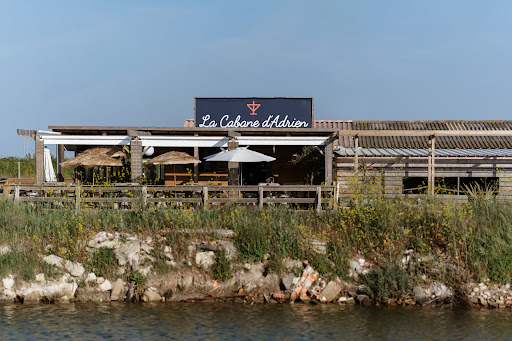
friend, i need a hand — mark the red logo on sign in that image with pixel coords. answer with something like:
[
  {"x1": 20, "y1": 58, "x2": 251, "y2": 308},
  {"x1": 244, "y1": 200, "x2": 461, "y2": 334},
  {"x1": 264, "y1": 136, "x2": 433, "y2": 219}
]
[{"x1": 247, "y1": 101, "x2": 261, "y2": 115}]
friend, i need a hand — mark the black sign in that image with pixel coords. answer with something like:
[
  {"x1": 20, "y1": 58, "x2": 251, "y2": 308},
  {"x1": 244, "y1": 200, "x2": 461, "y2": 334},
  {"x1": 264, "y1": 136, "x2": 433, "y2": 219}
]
[{"x1": 195, "y1": 97, "x2": 313, "y2": 129}]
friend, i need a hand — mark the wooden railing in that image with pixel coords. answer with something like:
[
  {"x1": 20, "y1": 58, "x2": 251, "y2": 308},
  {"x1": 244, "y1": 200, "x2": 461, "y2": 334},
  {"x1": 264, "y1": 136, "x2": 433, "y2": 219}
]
[{"x1": 2, "y1": 184, "x2": 337, "y2": 212}]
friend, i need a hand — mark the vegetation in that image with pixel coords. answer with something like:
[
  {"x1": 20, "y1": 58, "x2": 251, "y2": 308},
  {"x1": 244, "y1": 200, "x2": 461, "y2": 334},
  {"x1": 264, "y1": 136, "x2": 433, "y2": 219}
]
[
  {"x1": 212, "y1": 251, "x2": 232, "y2": 281},
  {"x1": 0, "y1": 156, "x2": 74, "y2": 179},
  {"x1": 85, "y1": 247, "x2": 118, "y2": 279},
  {"x1": 1, "y1": 174, "x2": 512, "y2": 300}
]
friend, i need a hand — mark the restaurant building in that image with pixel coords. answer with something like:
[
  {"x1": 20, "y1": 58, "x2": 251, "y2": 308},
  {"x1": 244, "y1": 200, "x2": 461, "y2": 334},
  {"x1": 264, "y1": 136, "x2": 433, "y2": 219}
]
[{"x1": 19, "y1": 97, "x2": 512, "y2": 202}]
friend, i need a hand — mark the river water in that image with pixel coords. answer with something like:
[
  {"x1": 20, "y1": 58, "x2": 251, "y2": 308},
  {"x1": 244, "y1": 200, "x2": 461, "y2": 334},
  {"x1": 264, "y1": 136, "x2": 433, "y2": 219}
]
[{"x1": 1, "y1": 302, "x2": 511, "y2": 340}]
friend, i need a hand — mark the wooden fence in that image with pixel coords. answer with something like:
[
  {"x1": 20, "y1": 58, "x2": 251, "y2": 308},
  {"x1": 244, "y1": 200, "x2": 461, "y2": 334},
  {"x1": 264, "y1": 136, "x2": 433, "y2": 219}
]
[{"x1": 1, "y1": 184, "x2": 337, "y2": 212}]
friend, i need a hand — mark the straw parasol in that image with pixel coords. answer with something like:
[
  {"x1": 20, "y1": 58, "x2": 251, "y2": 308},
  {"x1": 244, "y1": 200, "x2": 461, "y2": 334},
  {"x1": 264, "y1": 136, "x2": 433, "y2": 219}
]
[
  {"x1": 60, "y1": 147, "x2": 127, "y2": 169},
  {"x1": 146, "y1": 151, "x2": 201, "y2": 184}
]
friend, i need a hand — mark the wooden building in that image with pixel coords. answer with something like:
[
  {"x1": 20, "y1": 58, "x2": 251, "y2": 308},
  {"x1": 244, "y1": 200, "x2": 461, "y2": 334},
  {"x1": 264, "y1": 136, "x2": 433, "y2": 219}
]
[{"x1": 335, "y1": 121, "x2": 512, "y2": 201}]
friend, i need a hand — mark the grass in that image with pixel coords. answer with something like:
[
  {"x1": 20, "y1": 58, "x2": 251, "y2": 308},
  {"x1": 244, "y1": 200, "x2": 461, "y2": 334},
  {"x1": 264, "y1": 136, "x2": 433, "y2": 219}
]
[{"x1": 1, "y1": 176, "x2": 512, "y2": 290}]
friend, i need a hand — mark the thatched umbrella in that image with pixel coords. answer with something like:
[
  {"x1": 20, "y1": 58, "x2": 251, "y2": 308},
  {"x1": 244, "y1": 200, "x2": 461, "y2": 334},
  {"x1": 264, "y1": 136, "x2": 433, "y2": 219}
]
[
  {"x1": 146, "y1": 151, "x2": 201, "y2": 184},
  {"x1": 61, "y1": 147, "x2": 127, "y2": 183}
]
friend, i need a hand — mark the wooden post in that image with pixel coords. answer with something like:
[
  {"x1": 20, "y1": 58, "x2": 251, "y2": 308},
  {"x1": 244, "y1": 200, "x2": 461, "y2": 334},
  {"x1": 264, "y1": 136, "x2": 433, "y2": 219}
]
[
  {"x1": 14, "y1": 185, "x2": 20, "y2": 202},
  {"x1": 194, "y1": 133, "x2": 199, "y2": 183},
  {"x1": 324, "y1": 139, "x2": 333, "y2": 185},
  {"x1": 316, "y1": 186, "x2": 322, "y2": 212},
  {"x1": 203, "y1": 186, "x2": 209, "y2": 207},
  {"x1": 56, "y1": 144, "x2": 65, "y2": 182},
  {"x1": 354, "y1": 135, "x2": 359, "y2": 176},
  {"x1": 130, "y1": 138, "x2": 143, "y2": 183},
  {"x1": 431, "y1": 136, "x2": 436, "y2": 196},
  {"x1": 228, "y1": 139, "x2": 239, "y2": 185},
  {"x1": 142, "y1": 186, "x2": 148, "y2": 206},
  {"x1": 75, "y1": 186, "x2": 80, "y2": 211},
  {"x1": 35, "y1": 135, "x2": 44, "y2": 185},
  {"x1": 428, "y1": 136, "x2": 432, "y2": 195},
  {"x1": 258, "y1": 186, "x2": 264, "y2": 209}
]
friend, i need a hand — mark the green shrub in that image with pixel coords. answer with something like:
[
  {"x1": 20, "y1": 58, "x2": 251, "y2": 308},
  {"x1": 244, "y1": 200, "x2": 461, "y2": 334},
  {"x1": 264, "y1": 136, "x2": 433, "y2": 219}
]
[
  {"x1": 129, "y1": 270, "x2": 148, "y2": 290},
  {"x1": 212, "y1": 251, "x2": 232, "y2": 281},
  {"x1": 85, "y1": 248, "x2": 118, "y2": 279},
  {"x1": 359, "y1": 261, "x2": 412, "y2": 300}
]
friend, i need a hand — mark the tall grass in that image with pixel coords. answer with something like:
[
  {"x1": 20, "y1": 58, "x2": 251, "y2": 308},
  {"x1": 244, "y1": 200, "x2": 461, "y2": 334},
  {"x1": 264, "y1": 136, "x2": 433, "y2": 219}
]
[{"x1": 0, "y1": 177, "x2": 512, "y2": 285}]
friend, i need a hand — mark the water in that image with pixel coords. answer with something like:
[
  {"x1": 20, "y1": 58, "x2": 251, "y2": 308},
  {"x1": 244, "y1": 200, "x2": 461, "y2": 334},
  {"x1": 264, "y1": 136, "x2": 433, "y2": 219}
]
[{"x1": 1, "y1": 303, "x2": 512, "y2": 340}]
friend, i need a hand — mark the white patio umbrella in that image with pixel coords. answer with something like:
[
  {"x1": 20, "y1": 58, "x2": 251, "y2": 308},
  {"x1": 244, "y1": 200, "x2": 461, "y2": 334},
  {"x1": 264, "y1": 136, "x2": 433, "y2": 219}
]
[
  {"x1": 205, "y1": 147, "x2": 275, "y2": 184},
  {"x1": 43, "y1": 147, "x2": 57, "y2": 182}
]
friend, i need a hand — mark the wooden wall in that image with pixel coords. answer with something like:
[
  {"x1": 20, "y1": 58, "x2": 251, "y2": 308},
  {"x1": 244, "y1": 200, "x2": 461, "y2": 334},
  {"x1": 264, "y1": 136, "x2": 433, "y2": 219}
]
[{"x1": 335, "y1": 156, "x2": 512, "y2": 201}]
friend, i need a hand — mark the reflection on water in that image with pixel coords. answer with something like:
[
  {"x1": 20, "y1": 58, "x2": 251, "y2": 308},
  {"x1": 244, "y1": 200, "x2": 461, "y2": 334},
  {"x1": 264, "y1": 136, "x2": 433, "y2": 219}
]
[{"x1": 1, "y1": 303, "x2": 512, "y2": 340}]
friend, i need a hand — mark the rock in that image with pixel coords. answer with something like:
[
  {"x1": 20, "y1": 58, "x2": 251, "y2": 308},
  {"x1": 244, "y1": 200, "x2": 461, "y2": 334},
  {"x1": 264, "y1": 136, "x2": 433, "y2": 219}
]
[
  {"x1": 346, "y1": 297, "x2": 356, "y2": 304},
  {"x1": 338, "y1": 296, "x2": 347, "y2": 303},
  {"x1": 96, "y1": 277, "x2": 105, "y2": 284},
  {"x1": 216, "y1": 240, "x2": 237, "y2": 260},
  {"x1": 76, "y1": 287, "x2": 110, "y2": 302},
  {"x1": 99, "y1": 280, "x2": 112, "y2": 292},
  {"x1": 319, "y1": 281, "x2": 341, "y2": 303},
  {"x1": 431, "y1": 282, "x2": 449, "y2": 299},
  {"x1": 2, "y1": 275, "x2": 15, "y2": 290},
  {"x1": 116, "y1": 240, "x2": 141, "y2": 267},
  {"x1": 85, "y1": 273, "x2": 97, "y2": 282},
  {"x1": 195, "y1": 251, "x2": 216, "y2": 269},
  {"x1": 141, "y1": 243, "x2": 154, "y2": 255},
  {"x1": 178, "y1": 274, "x2": 194, "y2": 291},
  {"x1": 0, "y1": 245, "x2": 11, "y2": 256},
  {"x1": 142, "y1": 288, "x2": 162, "y2": 302},
  {"x1": 42, "y1": 255, "x2": 65, "y2": 268},
  {"x1": 281, "y1": 274, "x2": 296, "y2": 291},
  {"x1": 110, "y1": 279, "x2": 124, "y2": 301},
  {"x1": 299, "y1": 296, "x2": 311, "y2": 304},
  {"x1": 479, "y1": 297, "x2": 488, "y2": 307},
  {"x1": 35, "y1": 273, "x2": 45, "y2": 282},
  {"x1": 88, "y1": 232, "x2": 119, "y2": 249},
  {"x1": 65, "y1": 260, "x2": 85, "y2": 277},
  {"x1": 16, "y1": 281, "x2": 78, "y2": 303},
  {"x1": 356, "y1": 294, "x2": 370, "y2": 305}
]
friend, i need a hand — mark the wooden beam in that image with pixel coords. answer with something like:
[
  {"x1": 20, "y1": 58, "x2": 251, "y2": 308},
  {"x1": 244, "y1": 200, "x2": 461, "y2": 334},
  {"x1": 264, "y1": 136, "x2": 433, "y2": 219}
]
[
  {"x1": 324, "y1": 139, "x2": 333, "y2": 185},
  {"x1": 35, "y1": 136, "x2": 44, "y2": 185},
  {"x1": 228, "y1": 139, "x2": 239, "y2": 186},
  {"x1": 431, "y1": 136, "x2": 436, "y2": 196},
  {"x1": 354, "y1": 136, "x2": 359, "y2": 175},
  {"x1": 338, "y1": 130, "x2": 512, "y2": 137}
]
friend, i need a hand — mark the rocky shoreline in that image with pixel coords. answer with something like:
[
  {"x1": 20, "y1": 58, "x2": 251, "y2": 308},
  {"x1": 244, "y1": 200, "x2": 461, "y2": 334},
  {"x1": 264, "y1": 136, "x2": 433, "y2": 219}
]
[{"x1": 0, "y1": 230, "x2": 509, "y2": 309}]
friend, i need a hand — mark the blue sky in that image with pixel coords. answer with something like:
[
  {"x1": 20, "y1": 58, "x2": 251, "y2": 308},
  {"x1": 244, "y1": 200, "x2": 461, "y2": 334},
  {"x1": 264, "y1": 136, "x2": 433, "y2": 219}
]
[{"x1": 2, "y1": 1, "x2": 512, "y2": 156}]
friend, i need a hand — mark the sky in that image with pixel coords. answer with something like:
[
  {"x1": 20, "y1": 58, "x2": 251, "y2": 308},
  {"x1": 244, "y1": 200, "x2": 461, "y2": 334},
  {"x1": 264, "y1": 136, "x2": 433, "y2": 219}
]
[{"x1": 2, "y1": 0, "x2": 512, "y2": 156}]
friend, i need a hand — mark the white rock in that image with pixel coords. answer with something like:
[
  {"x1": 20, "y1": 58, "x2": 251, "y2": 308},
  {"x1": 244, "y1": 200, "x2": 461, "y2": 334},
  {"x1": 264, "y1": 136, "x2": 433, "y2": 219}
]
[
  {"x1": 115, "y1": 240, "x2": 140, "y2": 266},
  {"x1": 85, "y1": 273, "x2": 97, "y2": 282},
  {"x1": 43, "y1": 255, "x2": 65, "y2": 268},
  {"x1": 35, "y1": 273, "x2": 45, "y2": 282},
  {"x1": 358, "y1": 258, "x2": 365, "y2": 266},
  {"x1": 96, "y1": 277, "x2": 105, "y2": 284},
  {"x1": 0, "y1": 245, "x2": 11, "y2": 256},
  {"x1": 3, "y1": 289, "x2": 16, "y2": 299},
  {"x1": 65, "y1": 260, "x2": 85, "y2": 277},
  {"x1": 2, "y1": 275, "x2": 15, "y2": 290},
  {"x1": 142, "y1": 287, "x2": 162, "y2": 302},
  {"x1": 110, "y1": 278, "x2": 124, "y2": 301},
  {"x1": 338, "y1": 296, "x2": 347, "y2": 303},
  {"x1": 141, "y1": 243, "x2": 154, "y2": 255},
  {"x1": 195, "y1": 251, "x2": 216, "y2": 269},
  {"x1": 163, "y1": 246, "x2": 171, "y2": 253},
  {"x1": 87, "y1": 232, "x2": 119, "y2": 249},
  {"x1": 99, "y1": 280, "x2": 112, "y2": 292}
]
